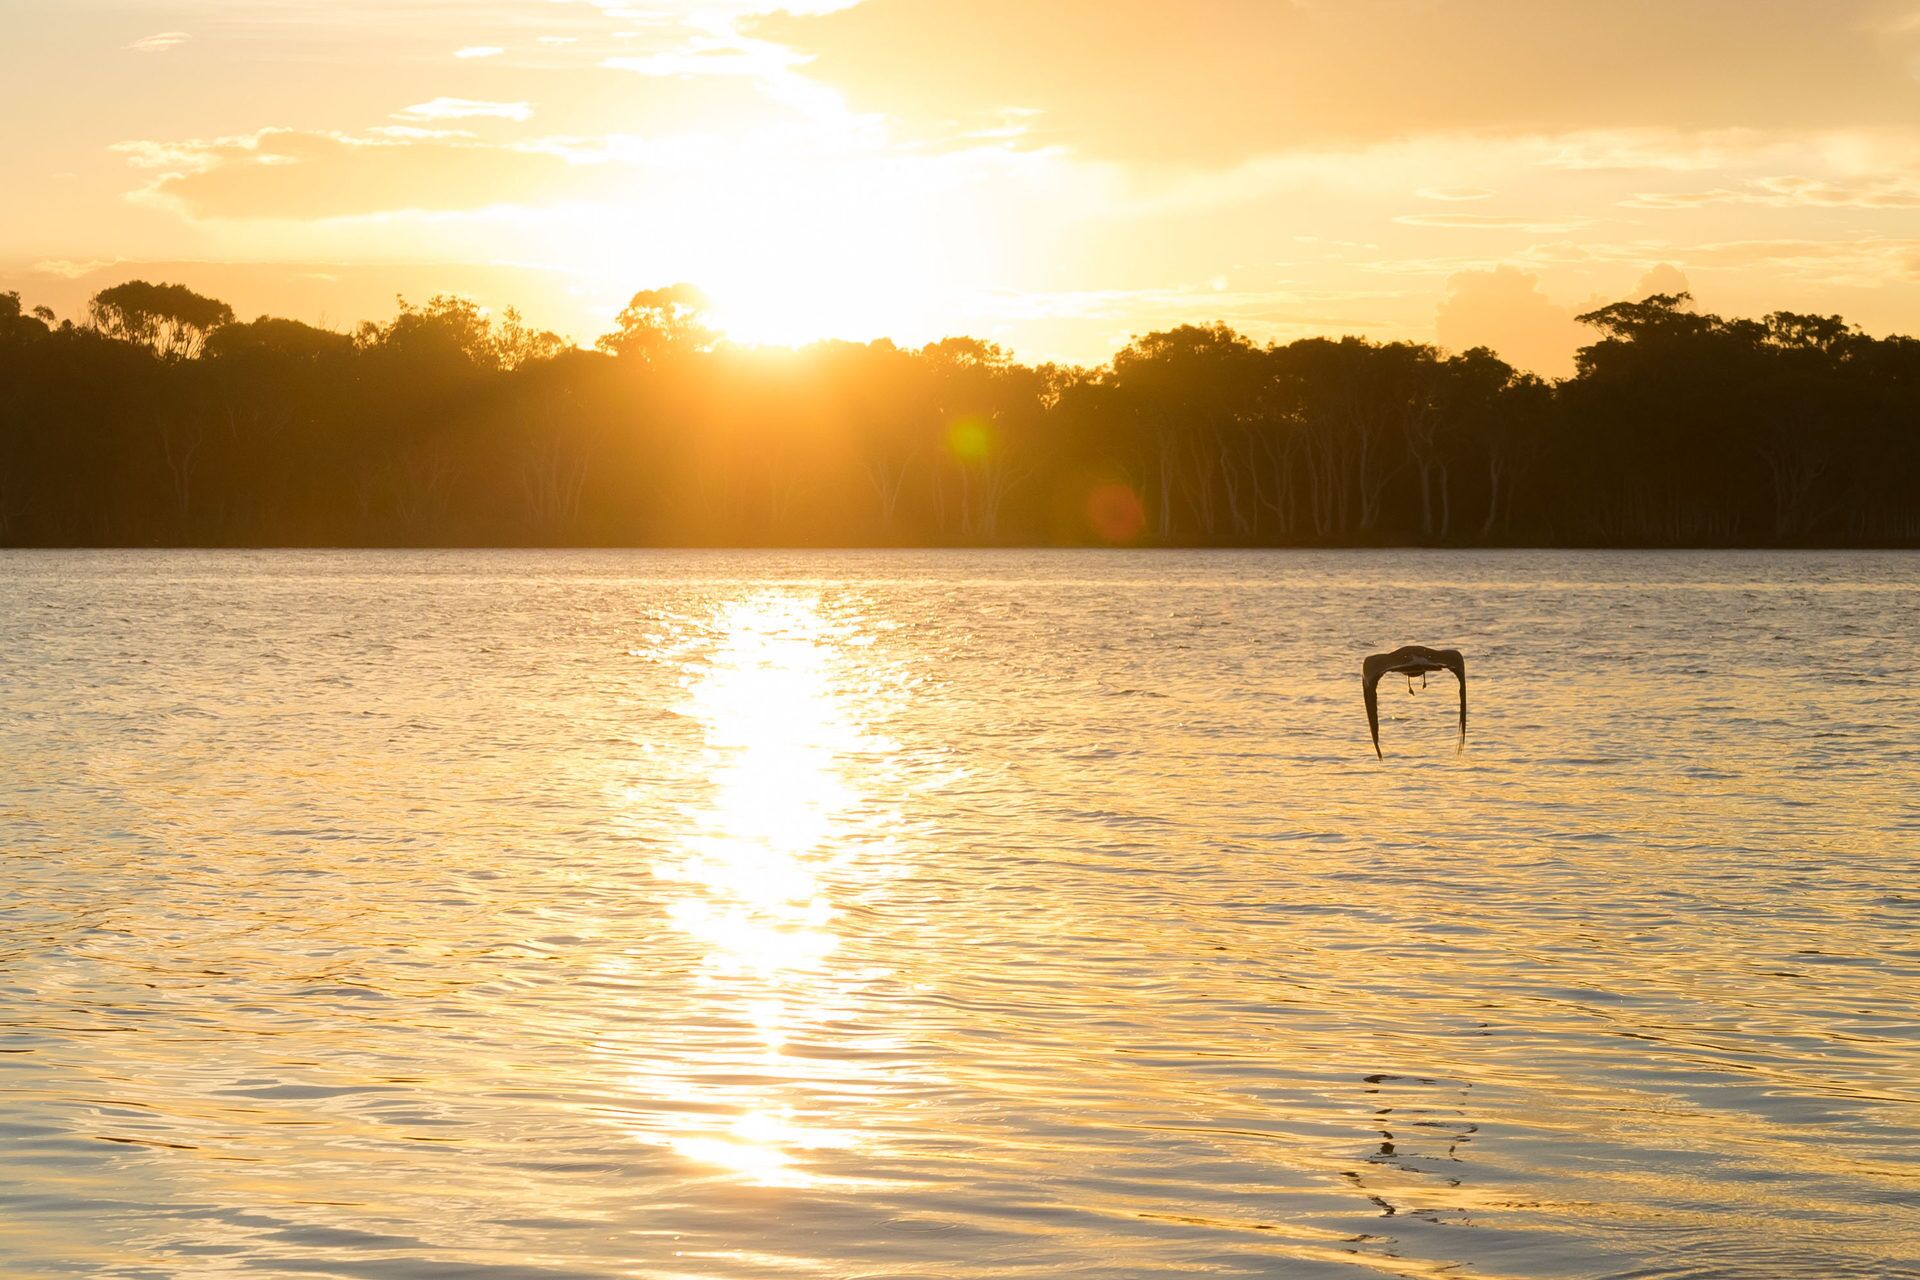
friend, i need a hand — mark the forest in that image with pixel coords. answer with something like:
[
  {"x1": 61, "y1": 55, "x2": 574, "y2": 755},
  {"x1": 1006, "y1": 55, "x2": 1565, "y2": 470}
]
[{"x1": 2, "y1": 280, "x2": 1916, "y2": 547}]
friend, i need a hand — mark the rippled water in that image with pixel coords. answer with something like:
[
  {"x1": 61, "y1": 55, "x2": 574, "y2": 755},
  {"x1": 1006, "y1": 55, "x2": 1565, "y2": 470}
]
[{"x1": 3, "y1": 550, "x2": 1918, "y2": 1280}]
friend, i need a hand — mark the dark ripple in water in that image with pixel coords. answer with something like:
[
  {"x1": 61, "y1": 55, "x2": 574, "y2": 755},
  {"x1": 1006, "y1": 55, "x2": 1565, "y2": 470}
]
[{"x1": 2, "y1": 549, "x2": 1918, "y2": 1279}]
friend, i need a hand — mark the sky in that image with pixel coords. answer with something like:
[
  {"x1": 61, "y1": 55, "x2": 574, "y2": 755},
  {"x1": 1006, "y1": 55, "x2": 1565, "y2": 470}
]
[{"x1": 4, "y1": 0, "x2": 1919, "y2": 373}]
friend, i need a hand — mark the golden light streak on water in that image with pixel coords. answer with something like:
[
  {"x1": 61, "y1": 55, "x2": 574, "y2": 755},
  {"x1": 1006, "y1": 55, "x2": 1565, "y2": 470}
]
[{"x1": 644, "y1": 593, "x2": 890, "y2": 1187}]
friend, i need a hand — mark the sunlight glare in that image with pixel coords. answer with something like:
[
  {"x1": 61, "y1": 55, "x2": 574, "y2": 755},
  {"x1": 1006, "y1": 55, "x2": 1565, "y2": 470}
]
[{"x1": 635, "y1": 593, "x2": 888, "y2": 1186}]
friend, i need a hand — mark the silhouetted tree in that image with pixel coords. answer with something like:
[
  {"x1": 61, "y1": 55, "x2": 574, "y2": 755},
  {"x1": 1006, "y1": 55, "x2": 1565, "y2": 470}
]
[
  {"x1": 88, "y1": 280, "x2": 234, "y2": 360},
  {"x1": 595, "y1": 284, "x2": 716, "y2": 364}
]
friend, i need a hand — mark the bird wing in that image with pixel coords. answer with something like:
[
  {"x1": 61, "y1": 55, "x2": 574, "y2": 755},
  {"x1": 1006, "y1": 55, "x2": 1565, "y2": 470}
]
[
  {"x1": 1360, "y1": 651, "x2": 1392, "y2": 758},
  {"x1": 1437, "y1": 648, "x2": 1467, "y2": 751}
]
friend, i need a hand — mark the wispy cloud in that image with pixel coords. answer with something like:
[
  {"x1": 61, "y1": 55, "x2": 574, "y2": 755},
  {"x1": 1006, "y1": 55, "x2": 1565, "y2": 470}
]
[
  {"x1": 602, "y1": 30, "x2": 801, "y2": 79},
  {"x1": 112, "y1": 127, "x2": 587, "y2": 221},
  {"x1": 397, "y1": 98, "x2": 534, "y2": 122},
  {"x1": 1625, "y1": 174, "x2": 1920, "y2": 209},
  {"x1": 113, "y1": 139, "x2": 225, "y2": 173},
  {"x1": 1534, "y1": 129, "x2": 1765, "y2": 172},
  {"x1": 1662, "y1": 236, "x2": 1920, "y2": 286},
  {"x1": 32, "y1": 259, "x2": 122, "y2": 279},
  {"x1": 369, "y1": 125, "x2": 480, "y2": 141},
  {"x1": 1395, "y1": 212, "x2": 1598, "y2": 233},
  {"x1": 129, "y1": 31, "x2": 191, "y2": 53}
]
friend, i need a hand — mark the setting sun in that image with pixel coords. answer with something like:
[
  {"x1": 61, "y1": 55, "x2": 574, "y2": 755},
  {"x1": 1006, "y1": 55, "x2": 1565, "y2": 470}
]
[{"x1": 566, "y1": 122, "x2": 1007, "y2": 349}]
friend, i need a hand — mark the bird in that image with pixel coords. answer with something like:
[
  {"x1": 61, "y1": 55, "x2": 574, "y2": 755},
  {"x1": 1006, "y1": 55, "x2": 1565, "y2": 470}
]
[{"x1": 1362, "y1": 646, "x2": 1466, "y2": 759}]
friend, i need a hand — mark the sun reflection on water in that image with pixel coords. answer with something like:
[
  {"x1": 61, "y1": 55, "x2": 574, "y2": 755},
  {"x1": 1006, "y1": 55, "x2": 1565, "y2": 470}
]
[{"x1": 638, "y1": 593, "x2": 897, "y2": 1187}]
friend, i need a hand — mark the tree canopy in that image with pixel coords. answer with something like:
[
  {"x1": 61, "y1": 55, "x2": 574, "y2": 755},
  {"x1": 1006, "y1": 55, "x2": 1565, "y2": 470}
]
[
  {"x1": 0, "y1": 278, "x2": 1914, "y2": 547},
  {"x1": 86, "y1": 280, "x2": 236, "y2": 361},
  {"x1": 595, "y1": 284, "x2": 716, "y2": 364}
]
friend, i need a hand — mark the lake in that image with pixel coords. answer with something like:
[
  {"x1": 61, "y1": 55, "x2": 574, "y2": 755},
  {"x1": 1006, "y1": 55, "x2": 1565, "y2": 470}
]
[{"x1": 2, "y1": 550, "x2": 1917, "y2": 1279}]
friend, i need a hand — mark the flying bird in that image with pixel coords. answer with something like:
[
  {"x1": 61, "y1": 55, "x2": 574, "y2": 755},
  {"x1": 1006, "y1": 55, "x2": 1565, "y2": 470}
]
[{"x1": 1362, "y1": 646, "x2": 1466, "y2": 759}]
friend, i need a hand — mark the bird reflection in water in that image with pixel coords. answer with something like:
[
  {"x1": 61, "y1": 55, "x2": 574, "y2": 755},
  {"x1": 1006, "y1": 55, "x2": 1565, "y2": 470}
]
[{"x1": 638, "y1": 593, "x2": 900, "y2": 1187}]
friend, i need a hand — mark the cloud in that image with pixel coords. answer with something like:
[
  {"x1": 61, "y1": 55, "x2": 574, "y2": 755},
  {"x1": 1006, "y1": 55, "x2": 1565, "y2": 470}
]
[
  {"x1": 754, "y1": 0, "x2": 1920, "y2": 163},
  {"x1": 129, "y1": 31, "x2": 191, "y2": 53},
  {"x1": 397, "y1": 97, "x2": 535, "y2": 122},
  {"x1": 1625, "y1": 174, "x2": 1920, "y2": 208},
  {"x1": 1432, "y1": 264, "x2": 1689, "y2": 376},
  {"x1": 1395, "y1": 213, "x2": 1597, "y2": 233},
  {"x1": 602, "y1": 26, "x2": 804, "y2": 79},
  {"x1": 369, "y1": 124, "x2": 479, "y2": 140},
  {"x1": 32, "y1": 259, "x2": 121, "y2": 279},
  {"x1": 1663, "y1": 237, "x2": 1920, "y2": 285},
  {"x1": 1435, "y1": 266, "x2": 1589, "y2": 376},
  {"x1": 1533, "y1": 130, "x2": 1766, "y2": 172},
  {"x1": 1624, "y1": 188, "x2": 1764, "y2": 208},
  {"x1": 114, "y1": 139, "x2": 226, "y2": 172},
  {"x1": 1416, "y1": 186, "x2": 1495, "y2": 202},
  {"x1": 1417, "y1": 237, "x2": 1920, "y2": 290},
  {"x1": 116, "y1": 128, "x2": 586, "y2": 220},
  {"x1": 454, "y1": 45, "x2": 505, "y2": 58},
  {"x1": 1634, "y1": 263, "x2": 1692, "y2": 297}
]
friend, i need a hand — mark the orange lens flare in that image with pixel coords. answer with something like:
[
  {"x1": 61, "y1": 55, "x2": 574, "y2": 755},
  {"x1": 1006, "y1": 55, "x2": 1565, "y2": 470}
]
[{"x1": 1086, "y1": 483, "x2": 1146, "y2": 543}]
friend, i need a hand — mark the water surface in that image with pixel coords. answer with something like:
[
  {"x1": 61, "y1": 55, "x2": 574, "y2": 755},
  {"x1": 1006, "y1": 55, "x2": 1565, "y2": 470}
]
[{"x1": 2, "y1": 550, "x2": 1917, "y2": 1278}]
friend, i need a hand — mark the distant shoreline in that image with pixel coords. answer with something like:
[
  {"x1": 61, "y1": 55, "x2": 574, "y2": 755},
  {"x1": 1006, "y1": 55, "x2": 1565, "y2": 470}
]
[
  {"x1": 5, "y1": 542, "x2": 1917, "y2": 553},
  {"x1": 7, "y1": 287, "x2": 1917, "y2": 551}
]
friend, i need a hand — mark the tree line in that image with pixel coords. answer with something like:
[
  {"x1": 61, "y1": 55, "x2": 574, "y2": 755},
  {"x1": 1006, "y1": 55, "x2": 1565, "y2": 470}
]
[{"x1": 2, "y1": 280, "x2": 1916, "y2": 547}]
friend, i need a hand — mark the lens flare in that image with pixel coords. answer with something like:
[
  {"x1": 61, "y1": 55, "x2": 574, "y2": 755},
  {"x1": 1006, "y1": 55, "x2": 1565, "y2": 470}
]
[
  {"x1": 946, "y1": 417, "x2": 992, "y2": 463},
  {"x1": 1086, "y1": 482, "x2": 1146, "y2": 543}
]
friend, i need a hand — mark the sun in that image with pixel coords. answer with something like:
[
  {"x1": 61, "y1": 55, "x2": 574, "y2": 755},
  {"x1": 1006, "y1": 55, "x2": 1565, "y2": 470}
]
[
  {"x1": 569, "y1": 120, "x2": 1002, "y2": 351},
  {"x1": 694, "y1": 203, "x2": 969, "y2": 350}
]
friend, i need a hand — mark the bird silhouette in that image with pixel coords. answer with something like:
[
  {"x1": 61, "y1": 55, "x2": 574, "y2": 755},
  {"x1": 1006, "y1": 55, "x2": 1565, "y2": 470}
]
[{"x1": 1362, "y1": 646, "x2": 1466, "y2": 759}]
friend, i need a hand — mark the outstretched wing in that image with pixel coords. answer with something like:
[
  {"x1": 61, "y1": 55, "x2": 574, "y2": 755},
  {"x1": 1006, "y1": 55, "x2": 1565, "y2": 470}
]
[
  {"x1": 1361, "y1": 651, "x2": 1392, "y2": 759},
  {"x1": 1436, "y1": 648, "x2": 1467, "y2": 752}
]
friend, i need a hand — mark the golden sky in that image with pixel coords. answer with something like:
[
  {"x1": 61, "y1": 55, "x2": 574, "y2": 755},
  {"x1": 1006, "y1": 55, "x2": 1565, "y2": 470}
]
[{"x1": 5, "y1": 0, "x2": 1920, "y2": 372}]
